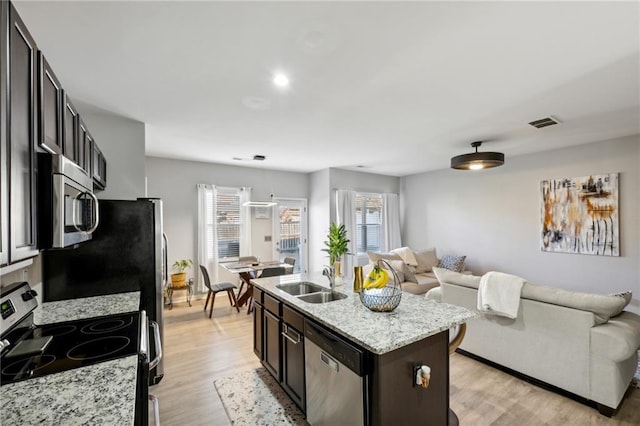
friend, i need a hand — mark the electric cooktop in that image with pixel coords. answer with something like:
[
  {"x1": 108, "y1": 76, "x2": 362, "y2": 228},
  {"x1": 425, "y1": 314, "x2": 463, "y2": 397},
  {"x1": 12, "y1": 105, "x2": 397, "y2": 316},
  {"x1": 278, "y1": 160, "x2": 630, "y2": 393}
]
[{"x1": 0, "y1": 312, "x2": 141, "y2": 386}]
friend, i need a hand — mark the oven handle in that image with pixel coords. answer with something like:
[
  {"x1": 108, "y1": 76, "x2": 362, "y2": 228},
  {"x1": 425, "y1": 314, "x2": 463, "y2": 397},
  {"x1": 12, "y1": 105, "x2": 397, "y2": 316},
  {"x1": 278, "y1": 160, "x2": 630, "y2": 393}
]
[
  {"x1": 140, "y1": 310, "x2": 149, "y2": 361},
  {"x1": 149, "y1": 394, "x2": 160, "y2": 426},
  {"x1": 149, "y1": 320, "x2": 163, "y2": 369}
]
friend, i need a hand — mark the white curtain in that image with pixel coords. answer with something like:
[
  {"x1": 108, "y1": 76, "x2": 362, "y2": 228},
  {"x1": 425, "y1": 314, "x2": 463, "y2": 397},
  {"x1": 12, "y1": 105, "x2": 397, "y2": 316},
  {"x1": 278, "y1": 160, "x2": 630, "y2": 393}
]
[
  {"x1": 239, "y1": 187, "x2": 252, "y2": 257},
  {"x1": 197, "y1": 184, "x2": 218, "y2": 293},
  {"x1": 381, "y1": 193, "x2": 402, "y2": 252},
  {"x1": 335, "y1": 189, "x2": 357, "y2": 277}
]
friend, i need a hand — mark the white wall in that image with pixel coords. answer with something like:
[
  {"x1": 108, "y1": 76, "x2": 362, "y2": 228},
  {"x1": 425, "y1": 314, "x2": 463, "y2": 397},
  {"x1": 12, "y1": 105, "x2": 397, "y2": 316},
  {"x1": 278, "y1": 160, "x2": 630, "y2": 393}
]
[
  {"x1": 308, "y1": 169, "x2": 331, "y2": 273},
  {"x1": 401, "y1": 135, "x2": 640, "y2": 310},
  {"x1": 75, "y1": 101, "x2": 146, "y2": 200},
  {"x1": 145, "y1": 157, "x2": 308, "y2": 285}
]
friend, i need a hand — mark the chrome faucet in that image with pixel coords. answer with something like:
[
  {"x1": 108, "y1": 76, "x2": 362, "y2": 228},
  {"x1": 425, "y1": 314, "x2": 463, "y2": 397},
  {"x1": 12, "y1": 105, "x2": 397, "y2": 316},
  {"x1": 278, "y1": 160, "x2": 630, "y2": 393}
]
[{"x1": 322, "y1": 265, "x2": 335, "y2": 289}]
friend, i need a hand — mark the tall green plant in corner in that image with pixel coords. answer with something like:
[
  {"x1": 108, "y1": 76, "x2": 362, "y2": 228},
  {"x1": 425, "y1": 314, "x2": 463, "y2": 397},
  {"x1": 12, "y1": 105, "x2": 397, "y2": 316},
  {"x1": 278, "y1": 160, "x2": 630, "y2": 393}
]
[{"x1": 323, "y1": 222, "x2": 351, "y2": 265}]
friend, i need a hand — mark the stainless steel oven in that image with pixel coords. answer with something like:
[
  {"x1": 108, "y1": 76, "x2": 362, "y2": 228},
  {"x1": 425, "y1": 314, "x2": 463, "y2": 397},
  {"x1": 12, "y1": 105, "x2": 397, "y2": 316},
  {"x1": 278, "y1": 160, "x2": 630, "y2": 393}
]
[
  {"x1": 38, "y1": 153, "x2": 99, "y2": 248},
  {"x1": 0, "y1": 282, "x2": 160, "y2": 425}
]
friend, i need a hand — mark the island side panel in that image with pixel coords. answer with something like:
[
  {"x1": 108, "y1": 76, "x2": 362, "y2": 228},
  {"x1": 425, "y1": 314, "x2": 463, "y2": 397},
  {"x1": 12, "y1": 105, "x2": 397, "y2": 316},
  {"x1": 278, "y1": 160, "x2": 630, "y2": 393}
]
[{"x1": 370, "y1": 330, "x2": 449, "y2": 426}]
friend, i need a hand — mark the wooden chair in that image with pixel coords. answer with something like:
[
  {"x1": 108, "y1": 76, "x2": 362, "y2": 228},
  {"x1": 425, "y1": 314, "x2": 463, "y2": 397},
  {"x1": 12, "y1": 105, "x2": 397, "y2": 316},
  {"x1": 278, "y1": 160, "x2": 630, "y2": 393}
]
[
  {"x1": 283, "y1": 257, "x2": 296, "y2": 274},
  {"x1": 199, "y1": 265, "x2": 240, "y2": 318}
]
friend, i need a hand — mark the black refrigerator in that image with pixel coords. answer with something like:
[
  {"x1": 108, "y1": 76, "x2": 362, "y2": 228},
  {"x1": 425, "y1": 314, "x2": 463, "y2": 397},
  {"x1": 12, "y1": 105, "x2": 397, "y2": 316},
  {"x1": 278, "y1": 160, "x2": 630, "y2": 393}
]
[{"x1": 42, "y1": 198, "x2": 167, "y2": 384}]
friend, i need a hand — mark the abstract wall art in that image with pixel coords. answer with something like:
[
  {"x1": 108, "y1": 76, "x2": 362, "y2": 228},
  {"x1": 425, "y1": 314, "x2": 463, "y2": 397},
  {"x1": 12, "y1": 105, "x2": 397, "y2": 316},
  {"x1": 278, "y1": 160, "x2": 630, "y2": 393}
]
[{"x1": 541, "y1": 173, "x2": 619, "y2": 256}]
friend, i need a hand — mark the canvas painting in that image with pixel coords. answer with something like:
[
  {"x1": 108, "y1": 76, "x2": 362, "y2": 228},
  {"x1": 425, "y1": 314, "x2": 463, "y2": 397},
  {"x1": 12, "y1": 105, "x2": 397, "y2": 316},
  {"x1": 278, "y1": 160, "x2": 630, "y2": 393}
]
[{"x1": 541, "y1": 173, "x2": 619, "y2": 256}]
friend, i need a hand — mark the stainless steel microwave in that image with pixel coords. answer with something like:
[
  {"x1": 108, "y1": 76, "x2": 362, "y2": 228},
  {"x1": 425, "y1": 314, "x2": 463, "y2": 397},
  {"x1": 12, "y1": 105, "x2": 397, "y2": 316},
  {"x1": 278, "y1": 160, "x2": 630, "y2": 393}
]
[{"x1": 38, "y1": 154, "x2": 99, "y2": 248}]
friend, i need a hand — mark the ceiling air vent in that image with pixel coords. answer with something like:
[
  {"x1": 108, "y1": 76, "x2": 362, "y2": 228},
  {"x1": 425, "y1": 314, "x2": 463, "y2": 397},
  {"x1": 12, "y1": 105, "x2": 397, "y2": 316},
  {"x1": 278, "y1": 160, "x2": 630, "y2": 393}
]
[{"x1": 528, "y1": 116, "x2": 560, "y2": 129}]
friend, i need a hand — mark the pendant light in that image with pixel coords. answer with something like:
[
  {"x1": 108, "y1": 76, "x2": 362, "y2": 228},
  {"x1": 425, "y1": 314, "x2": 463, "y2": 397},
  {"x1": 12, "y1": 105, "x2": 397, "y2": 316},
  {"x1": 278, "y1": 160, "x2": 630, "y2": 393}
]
[{"x1": 450, "y1": 141, "x2": 504, "y2": 170}]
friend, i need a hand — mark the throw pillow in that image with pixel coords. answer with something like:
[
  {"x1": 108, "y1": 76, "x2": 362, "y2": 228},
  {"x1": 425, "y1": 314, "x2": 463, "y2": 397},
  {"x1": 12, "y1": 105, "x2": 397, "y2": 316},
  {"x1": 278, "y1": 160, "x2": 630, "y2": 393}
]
[
  {"x1": 390, "y1": 247, "x2": 418, "y2": 266},
  {"x1": 367, "y1": 251, "x2": 401, "y2": 264},
  {"x1": 380, "y1": 260, "x2": 405, "y2": 283},
  {"x1": 438, "y1": 255, "x2": 466, "y2": 272},
  {"x1": 414, "y1": 248, "x2": 439, "y2": 273},
  {"x1": 401, "y1": 262, "x2": 419, "y2": 283}
]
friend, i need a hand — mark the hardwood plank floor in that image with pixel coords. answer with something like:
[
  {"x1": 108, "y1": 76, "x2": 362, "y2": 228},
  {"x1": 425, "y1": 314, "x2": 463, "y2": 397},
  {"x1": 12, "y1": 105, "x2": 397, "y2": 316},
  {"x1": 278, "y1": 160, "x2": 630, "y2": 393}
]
[{"x1": 154, "y1": 298, "x2": 639, "y2": 425}]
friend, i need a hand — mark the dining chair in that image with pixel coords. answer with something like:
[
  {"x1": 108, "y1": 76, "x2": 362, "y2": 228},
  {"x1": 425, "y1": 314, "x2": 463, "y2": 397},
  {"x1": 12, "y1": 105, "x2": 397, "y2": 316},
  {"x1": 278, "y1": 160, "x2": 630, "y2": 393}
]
[
  {"x1": 246, "y1": 266, "x2": 287, "y2": 315},
  {"x1": 199, "y1": 265, "x2": 240, "y2": 318},
  {"x1": 283, "y1": 257, "x2": 295, "y2": 274}
]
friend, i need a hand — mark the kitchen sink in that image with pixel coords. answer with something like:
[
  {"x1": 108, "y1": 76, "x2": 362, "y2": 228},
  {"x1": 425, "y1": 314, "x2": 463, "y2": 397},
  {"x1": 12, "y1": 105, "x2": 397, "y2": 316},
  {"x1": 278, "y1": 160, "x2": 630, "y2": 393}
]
[
  {"x1": 298, "y1": 291, "x2": 348, "y2": 304},
  {"x1": 276, "y1": 282, "x2": 327, "y2": 296}
]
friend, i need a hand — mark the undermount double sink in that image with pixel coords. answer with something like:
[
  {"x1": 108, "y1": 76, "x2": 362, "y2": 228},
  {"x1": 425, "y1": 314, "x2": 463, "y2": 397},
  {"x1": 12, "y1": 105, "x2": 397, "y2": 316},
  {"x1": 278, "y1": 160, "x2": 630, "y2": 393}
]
[{"x1": 275, "y1": 282, "x2": 348, "y2": 304}]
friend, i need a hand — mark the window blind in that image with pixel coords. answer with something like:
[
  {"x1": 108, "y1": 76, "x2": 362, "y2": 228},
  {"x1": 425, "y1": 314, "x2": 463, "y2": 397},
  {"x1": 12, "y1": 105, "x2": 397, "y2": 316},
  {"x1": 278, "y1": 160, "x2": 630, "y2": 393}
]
[
  {"x1": 355, "y1": 193, "x2": 382, "y2": 254},
  {"x1": 216, "y1": 187, "x2": 241, "y2": 259}
]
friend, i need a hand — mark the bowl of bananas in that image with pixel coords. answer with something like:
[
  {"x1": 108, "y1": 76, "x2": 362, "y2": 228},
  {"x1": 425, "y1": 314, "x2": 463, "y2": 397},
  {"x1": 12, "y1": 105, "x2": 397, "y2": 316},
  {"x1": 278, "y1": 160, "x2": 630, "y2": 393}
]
[{"x1": 359, "y1": 259, "x2": 402, "y2": 312}]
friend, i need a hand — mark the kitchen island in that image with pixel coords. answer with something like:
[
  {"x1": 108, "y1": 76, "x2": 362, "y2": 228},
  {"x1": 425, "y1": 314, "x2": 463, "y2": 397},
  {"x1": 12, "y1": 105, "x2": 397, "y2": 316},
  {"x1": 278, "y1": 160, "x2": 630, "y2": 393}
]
[
  {"x1": 251, "y1": 273, "x2": 476, "y2": 425},
  {"x1": 0, "y1": 291, "x2": 141, "y2": 425}
]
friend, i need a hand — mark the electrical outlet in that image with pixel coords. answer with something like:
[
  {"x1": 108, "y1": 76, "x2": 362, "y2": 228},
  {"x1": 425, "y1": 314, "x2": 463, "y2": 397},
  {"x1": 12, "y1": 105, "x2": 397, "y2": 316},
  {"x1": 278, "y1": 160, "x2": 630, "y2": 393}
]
[{"x1": 23, "y1": 269, "x2": 28, "y2": 282}]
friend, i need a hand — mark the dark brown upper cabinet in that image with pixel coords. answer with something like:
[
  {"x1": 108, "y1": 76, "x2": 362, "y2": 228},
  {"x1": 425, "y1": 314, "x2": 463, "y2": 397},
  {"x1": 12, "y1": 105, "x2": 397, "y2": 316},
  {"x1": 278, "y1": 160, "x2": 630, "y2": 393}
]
[
  {"x1": 92, "y1": 141, "x2": 106, "y2": 190},
  {"x1": 4, "y1": 1, "x2": 39, "y2": 263},
  {"x1": 62, "y1": 93, "x2": 79, "y2": 164},
  {"x1": 38, "y1": 52, "x2": 63, "y2": 155},
  {"x1": 78, "y1": 117, "x2": 91, "y2": 173}
]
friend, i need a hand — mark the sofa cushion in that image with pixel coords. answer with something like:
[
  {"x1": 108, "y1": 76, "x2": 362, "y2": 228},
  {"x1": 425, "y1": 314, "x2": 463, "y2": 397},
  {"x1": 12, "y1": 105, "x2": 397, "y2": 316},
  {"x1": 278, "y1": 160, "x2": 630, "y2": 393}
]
[
  {"x1": 401, "y1": 280, "x2": 439, "y2": 295},
  {"x1": 367, "y1": 251, "x2": 401, "y2": 264},
  {"x1": 415, "y1": 273, "x2": 438, "y2": 286},
  {"x1": 433, "y1": 267, "x2": 481, "y2": 289},
  {"x1": 438, "y1": 255, "x2": 466, "y2": 272},
  {"x1": 414, "y1": 248, "x2": 439, "y2": 273},
  {"x1": 590, "y1": 311, "x2": 640, "y2": 362},
  {"x1": 521, "y1": 284, "x2": 628, "y2": 325}
]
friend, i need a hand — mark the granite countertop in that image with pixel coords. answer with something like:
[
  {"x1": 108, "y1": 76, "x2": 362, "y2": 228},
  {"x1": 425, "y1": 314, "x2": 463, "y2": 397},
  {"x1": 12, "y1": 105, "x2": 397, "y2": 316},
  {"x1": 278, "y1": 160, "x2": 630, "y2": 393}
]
[
  {"x1": 34, "y1": 291, "x2": 140, "y2": 325},
  {"x1": 0, "y1": 356, "x2": 138, "y2": 425},
  {"x1": 251, "y1": 273, "x2": 477, "y2": 355},
  {"x1": 1, "y1": 291, "x2": 141, "y2": 425}
]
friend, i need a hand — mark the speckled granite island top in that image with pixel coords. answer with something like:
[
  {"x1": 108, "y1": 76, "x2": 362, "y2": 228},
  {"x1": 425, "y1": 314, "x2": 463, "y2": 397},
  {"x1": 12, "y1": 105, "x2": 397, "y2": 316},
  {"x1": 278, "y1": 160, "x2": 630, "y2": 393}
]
[
  {"x1": 35, "y1": 291, "x2": 140, "y2": 325},
  {"x1": 251, "y1": 273, "x2": 477, "y2": 355}
]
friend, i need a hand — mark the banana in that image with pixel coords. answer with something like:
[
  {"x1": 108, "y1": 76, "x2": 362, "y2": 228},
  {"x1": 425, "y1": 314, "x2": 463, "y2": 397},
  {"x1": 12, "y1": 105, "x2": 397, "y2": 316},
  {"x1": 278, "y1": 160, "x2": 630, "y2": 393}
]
[{"x1": 364, "y1": 266, "x2": 389, "y2": 289}]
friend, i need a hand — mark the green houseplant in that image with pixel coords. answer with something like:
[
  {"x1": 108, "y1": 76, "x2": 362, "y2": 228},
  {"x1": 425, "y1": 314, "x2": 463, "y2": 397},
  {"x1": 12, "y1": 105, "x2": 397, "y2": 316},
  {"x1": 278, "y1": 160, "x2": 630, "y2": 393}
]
[
  {"x1": 171, "y1": 259, "x2": 193, "y2": 288},
  {"x1": 323, "y1": 222, "x2": 351, "y2": 276}
]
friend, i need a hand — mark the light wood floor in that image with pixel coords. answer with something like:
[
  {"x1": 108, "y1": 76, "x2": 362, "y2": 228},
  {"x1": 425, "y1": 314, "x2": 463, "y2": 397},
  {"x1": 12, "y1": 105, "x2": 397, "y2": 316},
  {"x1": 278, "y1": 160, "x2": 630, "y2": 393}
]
[{"x1": 152, "y1": 298, "x2": 639, "y2": 425}]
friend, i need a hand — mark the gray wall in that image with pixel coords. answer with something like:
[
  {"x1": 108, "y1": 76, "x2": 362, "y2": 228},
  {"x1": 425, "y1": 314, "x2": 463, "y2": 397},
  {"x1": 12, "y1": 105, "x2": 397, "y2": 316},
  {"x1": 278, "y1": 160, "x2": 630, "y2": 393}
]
[
  {"x1": 308, "y1": 169, "x2": 331, "y2": 273},
  {"x1": 76, "y1": 102, "x2": 146, "y2": 200},
  {"x1": 145, "y1": 157, "x2": 308, "y2": 284},
  {"x1": 401, "y1": 135, "x2": 639, "y2": 310}
]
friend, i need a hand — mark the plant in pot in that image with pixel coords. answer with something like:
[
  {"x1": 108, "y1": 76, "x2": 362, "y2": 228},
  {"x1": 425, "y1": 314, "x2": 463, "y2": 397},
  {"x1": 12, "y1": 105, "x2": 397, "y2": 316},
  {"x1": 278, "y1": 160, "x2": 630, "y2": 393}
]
[
  {"x1": 171, "y1": 259, "x2": 193, "y2": 288},
  {"x1": 322, "y1": 222, "x2": 351, "y2": 277}
]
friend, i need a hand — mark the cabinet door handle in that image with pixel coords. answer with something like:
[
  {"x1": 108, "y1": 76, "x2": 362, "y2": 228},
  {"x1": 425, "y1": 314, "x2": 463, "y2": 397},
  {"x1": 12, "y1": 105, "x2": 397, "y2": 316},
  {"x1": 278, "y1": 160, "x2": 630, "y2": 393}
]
[{"x1": 281, "y1": 324, "x2": 301, "y2": 344}]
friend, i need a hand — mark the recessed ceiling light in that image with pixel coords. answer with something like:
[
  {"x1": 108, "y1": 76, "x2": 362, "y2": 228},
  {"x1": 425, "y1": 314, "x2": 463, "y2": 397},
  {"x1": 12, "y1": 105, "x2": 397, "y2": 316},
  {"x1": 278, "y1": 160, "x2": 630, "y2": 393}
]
[{"x1": 273, "y1": 73, "x2": 290, "y2": 88}]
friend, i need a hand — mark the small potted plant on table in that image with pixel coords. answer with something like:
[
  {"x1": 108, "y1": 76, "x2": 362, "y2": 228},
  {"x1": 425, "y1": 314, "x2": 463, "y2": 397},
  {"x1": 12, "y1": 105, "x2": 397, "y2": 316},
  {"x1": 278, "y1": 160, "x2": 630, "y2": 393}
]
[{"x1": 170, "y1": 259, "x2": 193, "y2": 288}]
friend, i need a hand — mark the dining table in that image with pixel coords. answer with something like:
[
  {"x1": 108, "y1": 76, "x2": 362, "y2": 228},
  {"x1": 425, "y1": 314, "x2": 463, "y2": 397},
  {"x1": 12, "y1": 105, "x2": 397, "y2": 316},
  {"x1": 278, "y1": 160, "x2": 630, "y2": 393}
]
[{"x1": 220, "y1": 260, "x2": 289, "y2": 311}]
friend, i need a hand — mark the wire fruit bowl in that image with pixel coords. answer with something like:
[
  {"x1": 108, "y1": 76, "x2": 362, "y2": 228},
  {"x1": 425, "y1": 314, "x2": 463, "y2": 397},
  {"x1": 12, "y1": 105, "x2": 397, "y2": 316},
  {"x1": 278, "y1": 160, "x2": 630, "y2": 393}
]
[{"x1": 359, "y1": 259, "x2": 402, "y2": 312}]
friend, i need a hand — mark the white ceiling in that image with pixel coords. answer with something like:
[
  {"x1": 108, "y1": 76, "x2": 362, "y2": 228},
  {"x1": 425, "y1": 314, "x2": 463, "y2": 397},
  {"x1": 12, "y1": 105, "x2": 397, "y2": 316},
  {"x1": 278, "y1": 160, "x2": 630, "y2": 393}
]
[{"x1": 14, "y1": 1, "x2": 640, "y2": 176}]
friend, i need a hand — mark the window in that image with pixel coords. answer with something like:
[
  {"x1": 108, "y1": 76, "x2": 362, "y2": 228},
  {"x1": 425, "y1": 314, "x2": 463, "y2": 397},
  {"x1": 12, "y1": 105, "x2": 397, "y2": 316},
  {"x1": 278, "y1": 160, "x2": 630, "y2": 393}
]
[
  {"x1": 355, "y1": 193, "x2": 382, "y2": 254},
  {"x1": 216, "y1": 187, "x2": 242, "y2": 260}
]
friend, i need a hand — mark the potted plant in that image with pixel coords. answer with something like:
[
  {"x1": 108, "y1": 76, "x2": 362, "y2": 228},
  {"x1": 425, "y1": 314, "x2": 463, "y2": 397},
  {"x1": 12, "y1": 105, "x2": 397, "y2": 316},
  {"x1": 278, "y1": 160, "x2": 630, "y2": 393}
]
[
  {"x1": 323, "y1": 222, "x2": 351, "y2": 276},
  {"x1": 171, "y1": 259, "x2": 193, "y2": 288}
]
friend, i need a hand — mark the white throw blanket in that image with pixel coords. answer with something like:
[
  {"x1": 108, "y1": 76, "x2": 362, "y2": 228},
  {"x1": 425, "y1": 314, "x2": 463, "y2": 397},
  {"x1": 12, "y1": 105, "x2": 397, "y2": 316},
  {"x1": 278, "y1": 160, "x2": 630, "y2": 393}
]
[
  {"x1": 391, "y1": 247, "x2": 418, "y2": 266},
  {"x1": 477, "y1": 271, "x2": 526, "y2": 319}
]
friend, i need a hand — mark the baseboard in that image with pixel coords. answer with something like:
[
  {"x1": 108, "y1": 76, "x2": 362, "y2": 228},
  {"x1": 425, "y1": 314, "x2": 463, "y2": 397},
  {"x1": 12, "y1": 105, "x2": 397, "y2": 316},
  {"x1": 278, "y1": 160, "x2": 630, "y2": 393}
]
[{"x1": 454, "y1": 349, "x2": 619, "y2": 416}]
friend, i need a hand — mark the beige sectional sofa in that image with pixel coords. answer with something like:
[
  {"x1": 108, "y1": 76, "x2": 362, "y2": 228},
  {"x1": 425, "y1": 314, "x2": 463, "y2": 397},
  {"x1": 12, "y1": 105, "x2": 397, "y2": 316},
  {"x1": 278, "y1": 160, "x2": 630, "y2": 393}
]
[
  {"x1": 364, "y1": 248, "x2": 469, "y2": 295},
  {"x1": 428, "y1": 267, "x2": 640, "y2": 416}
]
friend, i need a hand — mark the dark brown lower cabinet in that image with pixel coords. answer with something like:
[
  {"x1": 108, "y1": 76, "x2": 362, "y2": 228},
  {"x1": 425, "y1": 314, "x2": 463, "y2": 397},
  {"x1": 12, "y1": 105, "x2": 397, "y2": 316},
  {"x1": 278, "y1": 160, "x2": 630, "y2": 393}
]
[
  {"x1": 263, "y1": 309, "x2": 281, "y2": 380},
  {"x1": 281, "y1": 322, "x2": 305, "y2": 410},
  {"x1": 253, "y1": 300, "x2": 264, "y2": 360}
]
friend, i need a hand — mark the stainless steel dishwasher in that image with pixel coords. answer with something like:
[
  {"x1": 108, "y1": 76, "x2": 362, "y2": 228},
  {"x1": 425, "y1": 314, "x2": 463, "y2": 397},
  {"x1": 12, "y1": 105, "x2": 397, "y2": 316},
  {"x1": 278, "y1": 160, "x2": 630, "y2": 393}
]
[{"x1": 304, "y1": 319, "x2": 367, "y2": 426}]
